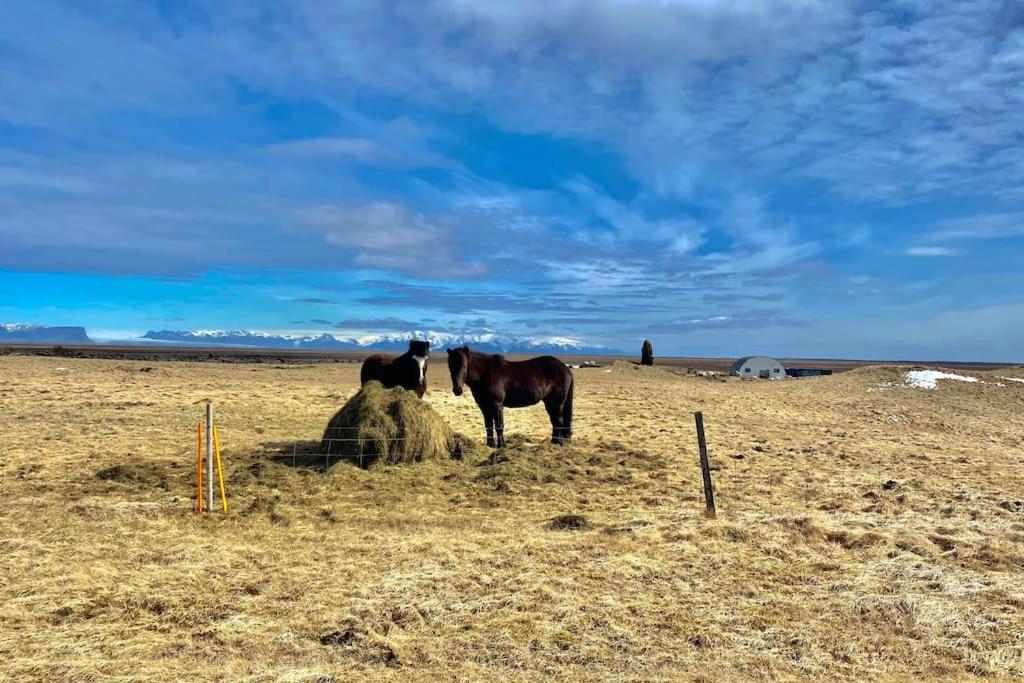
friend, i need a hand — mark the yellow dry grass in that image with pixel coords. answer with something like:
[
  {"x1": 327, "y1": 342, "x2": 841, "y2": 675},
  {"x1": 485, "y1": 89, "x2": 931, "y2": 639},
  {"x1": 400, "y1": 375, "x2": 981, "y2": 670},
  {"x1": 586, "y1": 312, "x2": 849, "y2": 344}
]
[{"x1": 1, "y1": 356, "x2": 1023, "y2": 681}]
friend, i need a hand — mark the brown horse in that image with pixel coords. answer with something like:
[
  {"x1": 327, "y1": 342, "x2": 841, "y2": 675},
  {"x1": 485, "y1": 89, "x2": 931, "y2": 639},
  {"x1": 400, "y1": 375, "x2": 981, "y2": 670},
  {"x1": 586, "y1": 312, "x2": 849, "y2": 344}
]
[
  {"x1": 447, "y1": 345, "x2": 574, "y2": 448},
  {"x1": 361, "y1": 340, "x2": 429, "y2": 397}
]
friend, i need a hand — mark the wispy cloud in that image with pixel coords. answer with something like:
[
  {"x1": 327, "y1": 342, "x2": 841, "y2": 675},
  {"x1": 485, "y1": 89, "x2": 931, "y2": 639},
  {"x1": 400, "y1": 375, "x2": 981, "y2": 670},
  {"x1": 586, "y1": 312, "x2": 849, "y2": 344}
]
[
  {"x1": 925, "y1": 213, "x2": 1024, "y2": 242},
  {"x1": 333, "y1": 316, "x2": 425, "y2": 332},
  {"x1": 289, "y1": 297, "x2": 336, "y2": 305},
  {"x1": 269, "y1": 138, "x2": 390, "y2": 162},
  {"x1": 905, "y1": 246, "x2": 959, "y2": 257},
  {"x1": 645, "y1": 311, "x2": 813, "y2": 333},
  {"x1": 268, "y1": 136, "x2": 453, "y2": 169},
  {"x1": 298, "y1": 202, "x2": 486, "y2": 279}
]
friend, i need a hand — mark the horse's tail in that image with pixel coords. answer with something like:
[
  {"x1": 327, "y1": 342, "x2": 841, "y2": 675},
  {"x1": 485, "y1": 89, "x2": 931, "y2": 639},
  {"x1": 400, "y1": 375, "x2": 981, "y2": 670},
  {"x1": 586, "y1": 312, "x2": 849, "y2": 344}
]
[{"x1": 562, "y1": 374, "x2": 574, "y2": 441}]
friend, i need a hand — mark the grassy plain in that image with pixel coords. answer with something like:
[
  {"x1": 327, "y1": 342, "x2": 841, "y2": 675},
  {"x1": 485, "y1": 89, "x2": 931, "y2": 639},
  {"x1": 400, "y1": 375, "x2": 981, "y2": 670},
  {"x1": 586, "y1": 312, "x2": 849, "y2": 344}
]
[{"x1": 1, "y1": 356, "x2": 1023, "y2": 680}]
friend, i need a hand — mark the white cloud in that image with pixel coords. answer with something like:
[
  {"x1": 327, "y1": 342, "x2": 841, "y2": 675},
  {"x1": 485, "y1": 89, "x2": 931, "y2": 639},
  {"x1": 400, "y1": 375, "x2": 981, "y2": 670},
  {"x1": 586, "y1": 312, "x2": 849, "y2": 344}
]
[
  {"x1": 300, "y1": 202, "x2": 486, "y2": 278},
  {"x1": 269, "y1": 138, "x2": 388, "y2": 162},
  {"x1": 836, "y1": 224, "x2": 872, "y2": 248},
  {"x1": 268, "y1": 136, "x2": 454, "y2": 170},
  {"x1": 562, "y1": 178, "x2": 706, "y2": 252},
  {"x1": 905, "y1": 246, "x2": 959, "y2": 257},
  {"x1": 926, "y1": 213, "x2": 1024, "y2": 242}
]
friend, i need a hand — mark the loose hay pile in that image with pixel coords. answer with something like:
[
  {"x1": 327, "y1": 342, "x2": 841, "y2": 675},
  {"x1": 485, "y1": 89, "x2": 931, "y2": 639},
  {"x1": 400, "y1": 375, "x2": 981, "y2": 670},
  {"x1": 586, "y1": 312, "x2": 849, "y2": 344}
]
[{"x1": 320, "y1": 381, "x2": 478, "y2": 466}]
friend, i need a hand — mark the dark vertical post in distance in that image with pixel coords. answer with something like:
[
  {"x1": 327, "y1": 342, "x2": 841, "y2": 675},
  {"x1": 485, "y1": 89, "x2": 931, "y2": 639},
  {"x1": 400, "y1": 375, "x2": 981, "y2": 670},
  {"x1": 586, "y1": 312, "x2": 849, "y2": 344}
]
[{"x1": 694, "y1": 411, "x2": 716, "y2": 518}]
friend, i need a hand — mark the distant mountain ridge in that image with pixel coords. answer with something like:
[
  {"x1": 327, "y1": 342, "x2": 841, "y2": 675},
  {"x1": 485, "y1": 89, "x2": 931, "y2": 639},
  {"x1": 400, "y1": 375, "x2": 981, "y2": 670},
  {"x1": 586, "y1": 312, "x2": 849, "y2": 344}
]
[
  {"x1": 142, "y1": 329, "x2": 616, "y2": 355},
  {"x1": 0, "y1": 323, "x2": 618, "y2": 355},
  {"x1": 0, "y1": 323, "x2": 93, "y2": 344}
]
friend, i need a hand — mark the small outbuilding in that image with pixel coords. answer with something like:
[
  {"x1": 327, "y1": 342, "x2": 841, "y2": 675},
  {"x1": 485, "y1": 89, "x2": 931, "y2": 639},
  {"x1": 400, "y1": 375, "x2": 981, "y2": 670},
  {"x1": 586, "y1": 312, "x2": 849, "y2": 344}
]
[
  {"x1": 786, "y1": 368, "x2": 833, "y2": 378},
  {"x1": 730, "y1": 356, "x2": 786, "y2": 380}
]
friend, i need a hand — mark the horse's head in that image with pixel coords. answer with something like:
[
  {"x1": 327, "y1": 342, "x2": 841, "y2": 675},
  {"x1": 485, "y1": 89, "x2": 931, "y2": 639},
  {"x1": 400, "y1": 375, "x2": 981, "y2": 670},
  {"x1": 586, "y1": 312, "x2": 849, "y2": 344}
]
[
  {"x1": 447, "y1": 345, "x2": 470, "y2": 396},
  {"x1": 408, "y1": 339, "x2": 430, "y2": 358}
]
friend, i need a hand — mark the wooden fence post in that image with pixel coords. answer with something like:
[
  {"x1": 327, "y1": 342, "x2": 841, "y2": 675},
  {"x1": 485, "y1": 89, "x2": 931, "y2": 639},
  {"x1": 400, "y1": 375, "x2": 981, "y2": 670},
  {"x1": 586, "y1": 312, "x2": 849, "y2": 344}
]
[
  {"x1": 206, "y1": 402, "x2": 214, "y2": 514},
  {"x1": 694, "y1": 411, "x2": 717, "y2": 518}
]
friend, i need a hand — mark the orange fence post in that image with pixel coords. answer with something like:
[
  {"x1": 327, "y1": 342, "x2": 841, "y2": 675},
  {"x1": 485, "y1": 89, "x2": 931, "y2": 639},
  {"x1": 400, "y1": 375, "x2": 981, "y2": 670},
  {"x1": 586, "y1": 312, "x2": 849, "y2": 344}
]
[{"x1": 213, "y1": 426, "x2": 228, "y2": 513}]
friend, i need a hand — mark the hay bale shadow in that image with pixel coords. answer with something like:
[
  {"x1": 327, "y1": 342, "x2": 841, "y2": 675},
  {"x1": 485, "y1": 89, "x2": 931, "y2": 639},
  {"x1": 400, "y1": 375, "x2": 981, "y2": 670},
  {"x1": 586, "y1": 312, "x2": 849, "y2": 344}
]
[{"x1": 257, "y1": 439, "x2": 359, "y2": 471}]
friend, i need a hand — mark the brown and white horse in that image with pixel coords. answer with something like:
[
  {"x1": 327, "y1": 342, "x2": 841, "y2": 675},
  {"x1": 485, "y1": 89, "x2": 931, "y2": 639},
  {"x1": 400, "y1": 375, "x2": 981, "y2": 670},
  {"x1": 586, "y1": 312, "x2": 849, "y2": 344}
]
[
  {"x1": 447, "y1": 345, "x2": 574, "y2": 447},
  {"x1": 361, "y1": 340, "x2": 429, "y2": 398}
]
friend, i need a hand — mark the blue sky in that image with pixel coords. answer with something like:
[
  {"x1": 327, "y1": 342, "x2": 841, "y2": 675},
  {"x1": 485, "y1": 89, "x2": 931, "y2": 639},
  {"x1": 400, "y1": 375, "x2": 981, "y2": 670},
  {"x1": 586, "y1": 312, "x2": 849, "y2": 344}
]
[{"x1": 1, "y1": 0, "x2": 1022, "y2": 360}]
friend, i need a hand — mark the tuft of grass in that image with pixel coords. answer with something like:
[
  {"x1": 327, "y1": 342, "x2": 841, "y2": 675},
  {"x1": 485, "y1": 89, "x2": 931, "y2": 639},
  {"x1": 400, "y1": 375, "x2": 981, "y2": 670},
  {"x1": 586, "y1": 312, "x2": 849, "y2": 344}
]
[{"x1": 548, "y1": 514, "x2": 589, "y2": 531}]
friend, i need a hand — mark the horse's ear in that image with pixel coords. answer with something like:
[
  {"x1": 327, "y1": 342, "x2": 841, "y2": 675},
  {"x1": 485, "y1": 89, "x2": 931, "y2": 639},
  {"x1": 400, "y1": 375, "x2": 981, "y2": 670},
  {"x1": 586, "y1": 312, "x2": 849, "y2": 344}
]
[{"x1": 446, "y1": 348, "x2": 453, "y2": 355}]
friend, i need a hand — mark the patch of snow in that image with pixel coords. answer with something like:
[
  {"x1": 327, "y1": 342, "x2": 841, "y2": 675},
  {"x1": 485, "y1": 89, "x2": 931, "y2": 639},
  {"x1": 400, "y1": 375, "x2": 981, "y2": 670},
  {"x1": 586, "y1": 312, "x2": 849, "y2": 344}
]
[
  {"x1": 905, "y1": 370, "x2": 979, "y2": 390},
  {"x1": 1001, "y1": 377, "x2": 1024, "y2": 384}
]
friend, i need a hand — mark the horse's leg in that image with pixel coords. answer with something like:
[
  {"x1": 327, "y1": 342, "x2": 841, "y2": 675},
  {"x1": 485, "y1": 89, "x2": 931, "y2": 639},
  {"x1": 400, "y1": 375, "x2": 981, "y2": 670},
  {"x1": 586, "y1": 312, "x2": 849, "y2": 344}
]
[
  {"x1": 495, "y1": 404, "x2": 506, "y2": 448},
  {"x1": 484, "y1": 410, "x2": 495, "y2": 448},
  {"x1": 473, "y1": 395, "x2": 495, "y2": 447},
  {"x1": 560, "y1": 381, "x2": 574, "y2": 445},
  {"x1": 544, "y1": 395, "x2": 562, "y2": 444}
]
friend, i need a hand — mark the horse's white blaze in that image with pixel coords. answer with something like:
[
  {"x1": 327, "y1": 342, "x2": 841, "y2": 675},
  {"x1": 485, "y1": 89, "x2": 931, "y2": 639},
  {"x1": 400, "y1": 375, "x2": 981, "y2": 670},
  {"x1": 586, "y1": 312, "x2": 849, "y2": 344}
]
[{"x1": 414, "y1": 355, "x2": 427, "y2": 384}]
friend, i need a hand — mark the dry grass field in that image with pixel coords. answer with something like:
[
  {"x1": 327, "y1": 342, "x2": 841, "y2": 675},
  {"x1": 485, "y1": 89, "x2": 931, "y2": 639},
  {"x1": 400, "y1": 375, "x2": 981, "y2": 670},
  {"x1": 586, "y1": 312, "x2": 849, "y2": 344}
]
[{"x1": 2, "y1": 355, "x2": 1024, "y2": 681}]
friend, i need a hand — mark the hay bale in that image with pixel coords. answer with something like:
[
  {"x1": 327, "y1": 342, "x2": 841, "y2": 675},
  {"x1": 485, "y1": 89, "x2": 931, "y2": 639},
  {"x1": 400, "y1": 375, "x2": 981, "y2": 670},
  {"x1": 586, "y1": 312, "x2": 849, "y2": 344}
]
[{"x1": 320, "y1": 381, "x2": 477, "y2": 466}]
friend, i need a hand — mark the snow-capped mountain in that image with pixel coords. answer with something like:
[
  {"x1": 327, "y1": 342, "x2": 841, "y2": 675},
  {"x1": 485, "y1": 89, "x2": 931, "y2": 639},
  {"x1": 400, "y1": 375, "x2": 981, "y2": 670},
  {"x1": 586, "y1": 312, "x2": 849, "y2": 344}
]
[
  {"x1": 0, "y1": 323, "x2": 94, "y2": 344},
  {"x1": 141, "y1": 329, "x2": 616, "y2": 355}
]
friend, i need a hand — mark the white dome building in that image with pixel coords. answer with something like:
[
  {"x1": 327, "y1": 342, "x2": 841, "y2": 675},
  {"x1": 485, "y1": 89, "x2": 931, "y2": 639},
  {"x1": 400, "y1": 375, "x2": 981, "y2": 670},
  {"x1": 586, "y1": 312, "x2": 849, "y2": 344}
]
[{"x1": 730, "y1": 356, "x2": 785, "y2": 380}]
